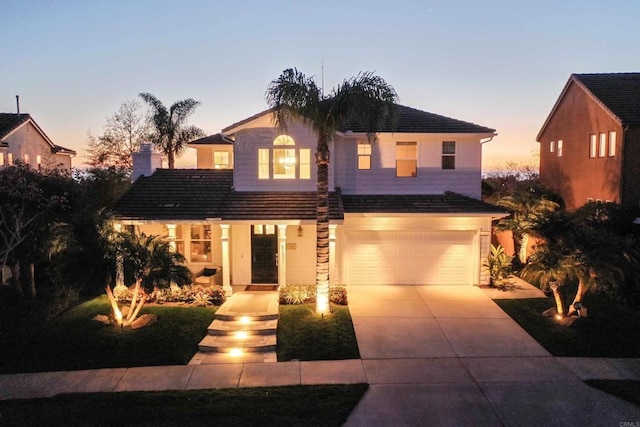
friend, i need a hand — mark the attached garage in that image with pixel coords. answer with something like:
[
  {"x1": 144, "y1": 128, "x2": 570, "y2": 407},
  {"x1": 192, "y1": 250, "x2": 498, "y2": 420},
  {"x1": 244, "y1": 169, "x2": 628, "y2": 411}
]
[{"x1": 345, "y1": 230, "x2": 475, "y2": 285}]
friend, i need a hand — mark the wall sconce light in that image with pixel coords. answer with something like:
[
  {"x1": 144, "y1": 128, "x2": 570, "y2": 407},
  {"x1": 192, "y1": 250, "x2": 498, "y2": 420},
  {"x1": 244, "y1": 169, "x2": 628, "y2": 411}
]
[{"x1": 297, "y1": 225, "x2": 303, "y2": 237}]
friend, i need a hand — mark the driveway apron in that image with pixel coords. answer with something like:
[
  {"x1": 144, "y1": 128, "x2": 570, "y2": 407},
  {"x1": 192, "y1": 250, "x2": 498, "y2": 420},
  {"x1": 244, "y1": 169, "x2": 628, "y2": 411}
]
[{"x1": 345, "y1": 285, "x2": 640, "y2": 426}]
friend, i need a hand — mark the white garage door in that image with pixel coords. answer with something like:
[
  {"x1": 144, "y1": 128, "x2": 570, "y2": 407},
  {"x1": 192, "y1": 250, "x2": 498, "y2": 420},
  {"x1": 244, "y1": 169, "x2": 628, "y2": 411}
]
[{"x1": 345, "y1": 231, "x2": 474, "y2": 285}]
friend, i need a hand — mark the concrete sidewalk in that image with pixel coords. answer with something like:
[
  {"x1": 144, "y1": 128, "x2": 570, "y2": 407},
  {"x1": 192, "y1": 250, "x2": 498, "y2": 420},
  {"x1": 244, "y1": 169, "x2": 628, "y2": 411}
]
[{"x1": 1, "y1": 284, "x2": 639, "y2": 426}]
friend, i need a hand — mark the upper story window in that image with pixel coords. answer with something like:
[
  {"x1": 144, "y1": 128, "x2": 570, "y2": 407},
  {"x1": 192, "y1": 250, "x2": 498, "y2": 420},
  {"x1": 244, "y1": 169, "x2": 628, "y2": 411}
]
[
  {"x1": 396, "y1": 141, "x2": 417, "y2": 177},
  {"x1": 7, "y1": 153, "x2": 12, "y2": 165},
  {"x1": 557, "y1": 140, "x2": 563, "y2": 157},
  {"x1": 442, "y1": 141, "x2": 456, "y2": 170},
  {"x1": 550, "y1": 141, "x2": 555, "y2": 153},
  {"x1": 598, "y1": 133, "x2": 607, "y2": 157},
  {"x1": 258, "y1": 135, "x2": 311, "y2": 180},
  {"x1": 589, "y1": 134, "x2": 597, "y2": 158},
  {"x1": 357, "y1": 141, "x2": 372, "y2": 170},
  {"x1": 213, "y1": 151, "x2": 231, "y2": 169},
  {"x1": 24, "y1": 154, "x2": 29, "y2": 164},
  {"x1": 609, "y1": 131, "x2": 616, "y2": 157}
]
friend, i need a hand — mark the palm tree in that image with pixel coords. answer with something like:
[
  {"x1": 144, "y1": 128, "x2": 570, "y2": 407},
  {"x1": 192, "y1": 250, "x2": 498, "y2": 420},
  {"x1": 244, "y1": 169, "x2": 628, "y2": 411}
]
[
  {"x1": 139, "y1": 93, "x2": 205, "y2": 168},
  {"x1": 495, "y1": 191, "x2": 559, "y2": 264},
  {"x1": 105, "y1": 232, "x2": 191, "y2": 327},
  {"x1": 266, "y1": 68, "x2": 397, "y2": 313}
]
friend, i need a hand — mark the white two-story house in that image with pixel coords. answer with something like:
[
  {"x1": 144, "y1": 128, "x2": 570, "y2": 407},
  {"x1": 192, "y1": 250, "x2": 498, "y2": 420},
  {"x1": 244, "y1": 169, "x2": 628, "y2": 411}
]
[{"x1": 113, "y1": 105, "x2": 505, "y2": 294}]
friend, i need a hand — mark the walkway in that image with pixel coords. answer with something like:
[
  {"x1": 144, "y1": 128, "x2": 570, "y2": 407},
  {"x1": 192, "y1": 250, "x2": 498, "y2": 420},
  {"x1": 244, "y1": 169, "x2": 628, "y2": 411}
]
[{"x1": 1, "y1": 284, "x2": 639, "y2": 426}]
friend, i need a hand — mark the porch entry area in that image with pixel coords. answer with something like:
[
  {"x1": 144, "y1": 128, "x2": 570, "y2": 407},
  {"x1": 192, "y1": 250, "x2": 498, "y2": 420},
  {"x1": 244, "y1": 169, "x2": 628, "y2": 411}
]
[{"x1": 251, "y1": 225, "x2": 278, "y2": 284}]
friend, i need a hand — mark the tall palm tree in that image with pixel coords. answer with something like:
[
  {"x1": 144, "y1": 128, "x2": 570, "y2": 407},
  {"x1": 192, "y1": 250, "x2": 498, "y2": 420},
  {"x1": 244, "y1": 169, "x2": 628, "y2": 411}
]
[
  {"x1": 139, "y1": 93, "x2": 205, "y2": 168},
  {"x1": 266, "y1": 68, "x2": 397, "y2": 313},
  {"x1": 495, "y1": 191, "x2": 559, "y2": 264}
]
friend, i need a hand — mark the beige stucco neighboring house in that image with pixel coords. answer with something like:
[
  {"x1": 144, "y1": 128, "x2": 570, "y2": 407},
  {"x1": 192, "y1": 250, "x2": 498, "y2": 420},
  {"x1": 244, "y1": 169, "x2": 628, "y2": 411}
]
[
  {"x1": 0, "y1": 113, "x2": 76, "y2": 171},
  {"x1": 112, "y1": 105, "x2": 506, "y2": 294}
]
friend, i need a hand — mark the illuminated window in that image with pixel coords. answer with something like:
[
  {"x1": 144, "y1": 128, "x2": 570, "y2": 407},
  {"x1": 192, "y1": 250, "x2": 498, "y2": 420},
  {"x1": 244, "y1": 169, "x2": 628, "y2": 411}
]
[
  {"x1": 550, "y1": 141, "x2": 555, "y2": 153},
  {"x1": 609, "y1": 131, "x2": 616, "y2": 157},
  {"x1": 213, "y1": 151, "x2": 230, "y2": 169},
  {"x1": 258, "y1": 135, "x2": 310, "y2": 180},
  {"x1": 557, "y1": 140, "x2": 563, "y2": 157},
  {"x1": 299, "y1": 149, "x2": 311, "y2": 179},
  {"x1": 7, "y1": 153, "x2": 12, "y2": 165},
  {"x1": 190, "y1": 224, "x2": 212, "y2": 263},
  {"x1": 258, "y1": 149, "x2": 270, "y2": 179},
  {"x1": 254, "y1": 224, "x2": 275, "y2": 235},
  {"x1": 589, "y1": 134, "x2": 597, "y2": 158},
  {"x1": 175, "y1": 225, "x2": 185, "y2": 255},
  {"x1": 36, "y1": 154, "x2": 42, "y2": 167},
  {"x1": 442, "y1": 141, "x2": 456, "y2": 170},
  {"x1": 358, "y1": 141, "x2": 371, "y2": 170},
  {"x1": 599, "y1": 133, "x2": 606, "y2": 157},
  {"x1": 24, "y1": 154, "x2": 29, "y2": 164},
  {"x1": 0, "y1": 153, "x2": 4, "y2": 165},
  {"x1": 396, "y1": 141, "x2": 417, "y2": 177}
]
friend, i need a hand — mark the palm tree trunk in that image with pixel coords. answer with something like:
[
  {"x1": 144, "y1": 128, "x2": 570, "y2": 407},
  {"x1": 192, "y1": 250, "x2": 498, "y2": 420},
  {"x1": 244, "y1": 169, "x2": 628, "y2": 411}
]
[
  {"x1": 28, "y1": 262, "x2": 36, "y2": 298},
  {"x1": 315, "y1": 140, "x2": 330, "y2": 314},
  {"x1": 568, "y1": 279, "x2": 586, "y2": 316},
  {"x1": 519, "y1": 233, "x2": 529, "y2": 264},
  {"x1": 549, "y1": 281, "x2": 564, "y2": 317}
]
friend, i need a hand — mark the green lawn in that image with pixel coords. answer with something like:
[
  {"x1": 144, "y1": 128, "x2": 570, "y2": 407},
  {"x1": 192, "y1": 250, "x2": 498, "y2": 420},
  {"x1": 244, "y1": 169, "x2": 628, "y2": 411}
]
[
  {"x1": 277, "y1": 304, "x2": 360, "y2": 361},
  {"x1": 495, "y1": 296, "x2": 640, "y2": 357},
  {"x1": 0, "y1": 296, "x2": 216, "y2": 374},
  {"x1": 0, "y1": 384, "x2": 368, "y2": 426}
]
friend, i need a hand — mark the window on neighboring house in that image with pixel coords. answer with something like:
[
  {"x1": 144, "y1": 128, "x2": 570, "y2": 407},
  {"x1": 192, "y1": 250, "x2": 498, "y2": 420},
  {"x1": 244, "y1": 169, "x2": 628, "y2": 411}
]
[
  {"x1": 589, "y1": 134, "x2": 597, "y2": 158},
  {"x1": 213, "y1": 151, "x2": 230, "y2": 169},
  {"x1": 190, "y1": 224, "x2": 212, "y2": 263},
  {"x1": 442, "y1": 141, "x2": 456, "y2": 170},
  {"x1": 557, "y1": 140, "x2": 563, "y2": 157},
  {"x1": 259, "y1": 135, "x2": 311, "y2": 180},
  {"x1": 0, "y1": 153, "x2": 4, "y2": 166},
  {"x1": 7, "y1": 153, "x2": 12, "y2": 165},
  {"x1": 396, "y1": 141, "x2": 417, "y2": 177},
  {"x1": 599, "y1": 133, "x2": 606, "y2": 157},
  {"x1": 24, "y1": 154, "x2": 29, "y2": 164},
  {"x1": 36, "y1": 155, "x2": 42, "y2": 168},
  {"x1": 587, "y1": 198, "x2": 594, "y2": 203},
  {"x1": 550, "y1": 141, "x2": 555, "y2": 153},
  {"x1": 609, "y1": 131, "x2": 616, "y2": 156},
  {"x1": 357, "y1": 141, "x2": 372, "y2": 170}
]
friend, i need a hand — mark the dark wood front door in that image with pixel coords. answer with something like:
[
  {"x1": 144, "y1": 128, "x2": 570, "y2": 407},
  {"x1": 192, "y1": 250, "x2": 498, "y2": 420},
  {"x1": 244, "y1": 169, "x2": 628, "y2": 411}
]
[{"x1": 251, "y1": 225, "x2": 278, "y2": 283}]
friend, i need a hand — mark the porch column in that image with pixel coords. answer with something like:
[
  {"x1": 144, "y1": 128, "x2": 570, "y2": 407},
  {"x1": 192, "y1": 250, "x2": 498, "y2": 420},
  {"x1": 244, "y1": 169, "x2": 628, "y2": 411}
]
[
  {"x1": 329, "y1": 224, "x2": 338, "y2": 286},
  {"x1": 277, "y1": 225, "x2": 288, "y2": 286},
  {"x1": 166, "y1": 224, "x2": 177, "y2": 252},
  {"x1": 220, "y1": 224, "x2": 232, "y2": 295},
  {"x1": 113, "y1": 222, "x2": 124, "y2": 289}
]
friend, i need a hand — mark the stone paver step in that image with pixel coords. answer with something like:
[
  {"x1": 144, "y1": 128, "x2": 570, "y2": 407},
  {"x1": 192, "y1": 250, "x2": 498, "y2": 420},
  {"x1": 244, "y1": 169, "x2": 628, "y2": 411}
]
[
  {"x1": 198, "y1": 333, "x2": 277, "y2": 353},
  {"x1": 207, "y1": 318, "x2": 278, "y2": 336},
  {"x1": 214, "y1": 312, "x2": 279, "y2": 322}
]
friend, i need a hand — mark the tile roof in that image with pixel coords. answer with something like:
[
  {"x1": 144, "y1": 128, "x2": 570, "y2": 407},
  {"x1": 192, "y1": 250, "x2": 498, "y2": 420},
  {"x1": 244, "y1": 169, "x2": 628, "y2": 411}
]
[
  {"x1": 189, "y1": 133, "x2": 234, "y2": 145},
  {"x1": 341, "y1": 104, "x2": 496, "y2": 134},
  {"x1": 341, "y1": 193, "x2": 507, "y2": 215},
  {"x1": 0, "y1": 113, "x2": 30, "y2": 140},
  {"x1": 112, "y1": 170, "x2": 505, "y2": 220},
  {"x1": 111, "y1": 169, "x2": 344, "y2": 221},
  {"x1": 573, "y1": 73, "x2": 640, "y2": 125},
  {"x1": 222, "y1": 105, "x2": 495, "y2": 135}
]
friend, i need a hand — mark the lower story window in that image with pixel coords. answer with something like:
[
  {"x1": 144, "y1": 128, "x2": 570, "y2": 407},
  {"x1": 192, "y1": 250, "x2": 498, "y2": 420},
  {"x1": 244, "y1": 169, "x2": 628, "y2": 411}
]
[
  {"x1": 190, "y1": 224, "x2": 212, "y2": 262},
  {"x1": 442, "y1": 141, "x2": 456, "y2": 170}
]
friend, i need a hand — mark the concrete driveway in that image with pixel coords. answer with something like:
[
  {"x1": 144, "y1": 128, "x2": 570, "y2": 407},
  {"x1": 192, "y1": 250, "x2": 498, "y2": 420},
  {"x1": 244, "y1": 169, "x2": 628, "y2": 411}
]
[{"x1": 345, "y1": 285, "x2": 640, "y2": 426}]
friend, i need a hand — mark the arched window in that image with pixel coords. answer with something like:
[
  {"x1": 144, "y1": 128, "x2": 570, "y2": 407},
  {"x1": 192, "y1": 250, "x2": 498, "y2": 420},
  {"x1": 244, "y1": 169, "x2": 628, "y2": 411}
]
[{"x1": 259, "y1": 135, "x2": 310, "y2": 180}]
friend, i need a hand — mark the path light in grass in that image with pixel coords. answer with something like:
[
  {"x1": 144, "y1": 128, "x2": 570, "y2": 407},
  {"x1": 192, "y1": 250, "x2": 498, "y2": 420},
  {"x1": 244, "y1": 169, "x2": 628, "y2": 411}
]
[{"x1": 230, "y1": 348, "x2": 244, "y2": 357}]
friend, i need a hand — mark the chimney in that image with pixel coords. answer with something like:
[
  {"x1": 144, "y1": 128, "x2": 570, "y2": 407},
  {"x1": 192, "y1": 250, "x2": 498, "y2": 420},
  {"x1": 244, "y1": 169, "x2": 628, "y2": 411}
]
[
  {"x1": 16, "y1": 95, "x2": 20, "y2": 115},
  {"x1": 132, "y1": 143, "x2": 162, "y2": 181}
]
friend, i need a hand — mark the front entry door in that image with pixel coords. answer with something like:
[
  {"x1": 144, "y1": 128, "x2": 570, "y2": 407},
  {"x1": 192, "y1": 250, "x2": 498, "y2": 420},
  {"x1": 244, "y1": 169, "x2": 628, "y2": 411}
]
[{"x1": 251, "y1": 225, "x2": 278, "y2": 283}]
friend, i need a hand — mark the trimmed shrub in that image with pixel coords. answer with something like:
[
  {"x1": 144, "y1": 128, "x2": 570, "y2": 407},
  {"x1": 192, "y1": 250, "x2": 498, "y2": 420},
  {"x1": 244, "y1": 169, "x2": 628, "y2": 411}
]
[
  {"x1": 279, "y1": 285, "x2": 348, "y2": 306},
  {"x1": 119, "y1": 284, "x2": 226, "y2": 306}
]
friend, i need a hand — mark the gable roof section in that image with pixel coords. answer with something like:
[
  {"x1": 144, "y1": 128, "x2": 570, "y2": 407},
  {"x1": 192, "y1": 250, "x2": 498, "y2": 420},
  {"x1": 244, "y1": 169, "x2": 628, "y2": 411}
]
[
  {"x1": 189, "y1": 133, "x2": 234, "y2": 145},
  {"x1": 0, "y1": 113, "x2": 77, "y2": 155},
  {"x1": 221, "y1": 105, "x2": 495, "y2": 136},
  {"x1": 111, "y1": 169, "x2": 344, "y2": 221},
  {"x1": 537, "y1": 73, "x2": 640, "y2": 141},
  {"x1": 341, "y1": 193, "x2": 507, "y2": 215}
]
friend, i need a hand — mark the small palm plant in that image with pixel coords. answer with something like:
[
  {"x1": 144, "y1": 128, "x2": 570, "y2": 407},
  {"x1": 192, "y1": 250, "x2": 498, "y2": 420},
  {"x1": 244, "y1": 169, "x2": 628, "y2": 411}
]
[
  {"x1": 106, "y1": 232, "x2": 192, "y2": 327},
  {"x1": 483, "y1": 244, "x2": 513, "y2": 287}
]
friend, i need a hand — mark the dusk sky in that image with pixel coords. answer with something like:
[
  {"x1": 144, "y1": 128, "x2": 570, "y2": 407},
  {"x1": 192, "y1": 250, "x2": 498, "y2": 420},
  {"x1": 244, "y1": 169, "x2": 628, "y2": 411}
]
[{"x1": 3, "y1": 0, "x2": 639, "y2": 170}]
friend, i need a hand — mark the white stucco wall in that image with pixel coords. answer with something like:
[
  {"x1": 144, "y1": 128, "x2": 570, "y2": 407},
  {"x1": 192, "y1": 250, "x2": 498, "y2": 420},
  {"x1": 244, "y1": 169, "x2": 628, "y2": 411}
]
[{"x1": 1, "y1": 122, "x2": 72, "y2": 171}]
